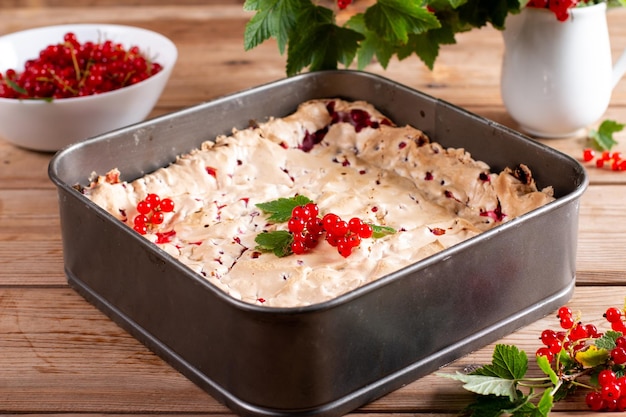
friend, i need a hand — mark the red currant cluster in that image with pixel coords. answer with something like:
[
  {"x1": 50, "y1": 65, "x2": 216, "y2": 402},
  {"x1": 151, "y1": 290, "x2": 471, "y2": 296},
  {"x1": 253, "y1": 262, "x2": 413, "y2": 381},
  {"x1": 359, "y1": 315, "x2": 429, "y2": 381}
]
[
  {"x1": 536, "y1": 306, "x2": 601, "y2": 362},
  {"x1": 586, "y1": 369, "x2": 626, "y2": 411},
  {"x1": 582, "y1": 148, "x2": 626, "y2": 172},
  {"x1": 287, "y1": 203, "x2": 373, "y2": 258},
  {"x1": 132, "y1": 193, "x2": 175, "y2": 235},
  {"x1": 336, "y1": 0, "x2": 353, "y2": 10},
  {"x1": 0, "y1": 32, "x2": 162, "y2": 100},
  {"x1": 526, "y1": 0, "x2": 590, "y2": 21}
]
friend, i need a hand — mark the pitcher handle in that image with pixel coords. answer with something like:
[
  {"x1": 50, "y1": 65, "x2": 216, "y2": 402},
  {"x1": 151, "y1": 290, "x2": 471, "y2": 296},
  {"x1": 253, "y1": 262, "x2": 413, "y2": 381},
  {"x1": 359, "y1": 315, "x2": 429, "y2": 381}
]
[{"x1": 612, "y1": 48, "x2": 626, "y2": 90}]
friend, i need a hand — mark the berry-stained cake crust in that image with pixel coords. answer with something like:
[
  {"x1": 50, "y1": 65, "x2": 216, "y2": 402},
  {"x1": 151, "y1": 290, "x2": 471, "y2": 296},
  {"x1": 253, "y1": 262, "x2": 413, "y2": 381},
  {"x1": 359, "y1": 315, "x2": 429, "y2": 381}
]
[{"x1": 84, "y1": 99, "x2": 554, "y2": 307}]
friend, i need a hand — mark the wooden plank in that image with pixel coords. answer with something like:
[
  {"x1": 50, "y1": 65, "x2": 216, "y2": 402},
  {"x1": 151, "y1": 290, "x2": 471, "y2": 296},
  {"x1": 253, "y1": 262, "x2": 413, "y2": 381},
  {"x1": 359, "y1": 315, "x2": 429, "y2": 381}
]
[{"x1": 0, "y1": 285, "x2": 622, "y2": 413}]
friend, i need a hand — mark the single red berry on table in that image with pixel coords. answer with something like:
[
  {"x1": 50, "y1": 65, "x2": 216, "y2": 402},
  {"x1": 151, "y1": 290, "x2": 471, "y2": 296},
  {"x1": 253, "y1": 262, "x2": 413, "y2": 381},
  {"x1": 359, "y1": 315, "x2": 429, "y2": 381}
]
[{"x1": 582, "y1": 148, "x2": 596, "y2": 162}]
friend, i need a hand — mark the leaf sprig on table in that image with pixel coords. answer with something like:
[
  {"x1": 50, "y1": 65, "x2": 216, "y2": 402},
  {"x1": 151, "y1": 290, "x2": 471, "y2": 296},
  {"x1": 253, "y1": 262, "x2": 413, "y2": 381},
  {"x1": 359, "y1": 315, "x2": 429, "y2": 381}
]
[{"x1": 440, "y1": 303, "x2": 626, "y2": 415}]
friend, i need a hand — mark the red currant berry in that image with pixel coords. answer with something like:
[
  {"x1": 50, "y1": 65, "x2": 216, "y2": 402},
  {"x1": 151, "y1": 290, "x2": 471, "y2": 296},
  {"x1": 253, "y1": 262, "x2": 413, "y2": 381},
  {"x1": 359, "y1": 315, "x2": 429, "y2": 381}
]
[
  {"x1": 605, "y1": 398, "x2": 619, "y2": 411},
  {"x1": 326, "y1": 233, "x2": 340, "y2": 247},
  {"x1": 159, "y1": 198, "x2": 175, "y2": 212},
  {"x1": 617, "y1": 336, "x2": 626, "y2": 348},
  {"x1": 133, "y1": 214, "x2": 148, "y2": 227},
  {"x1": 136, "y1": 200, "x2": 152, "y2": 215},
  {"x1": 322, "y1": 213, "x2": 340, "y2": 231},
  {"x1": 292, "y1": 205, "x2": 310, "y2": 221},
  {"x1": 303, "y1": 233, "x2": 319, "y2": 249},
  {"x1": 601, "y1": 381, "x2": 621, "y2": 401},
  {"x1": 150, "y1": 211, "x2": 165, "y2": 225},
  {"x1": 304, "y1": 202, "x2": 319, "y2": 219},
  {"x1": 332, "y1": 219, "x2": 349, "y2": 236},
  {"x1": 306, "y1": 217, "x2": 324, "y2": 236},
  {"x1": 618, "y1": 395, "x2": 626, "y2": 412},
  {"x1": 133, "y1": 223, "x2": 148, "y2": 235},
  {"x1": 291, "y1": 239, "x2": 306, "y2": 255},
  {"x1": 536, "y1": 347, "x2": 554, "y2": 362},
  {"x1": 582, "y1": 148, "x2": 596, "y2": 162},
  {"x1": 599, "y1": 369, "x2": 617, "y2": 386},
  {"x1": 358, "y1": 223, "x2": 373, "y2": 239},
  {"x1": 559, "y1": 315, "x2": 575, "y2": 330},
  {"x1": 586, "y1": 391, "x2": 604, "y2": 411},
  {"x1": 337, "y1": 241, "x2": 352, "y2": 258},
  {"x1": 337, "y1": 0, "x2": 352, "y2": 9},
  {"x1": 585, "y1": 323, "x2": 601, "y2": 338},
  {"x1": 569, "y1": 324, "x2": 588, "y2": 341},
  {"x1": 347, "y1": 233, "x2": 361, "y2": 248},
  {"x1": 145, "y1": 193, "x2": 160, "y2": 207},
  {"x1": 612, "y1": 320, "x2": 626, "y2": 333},
  {"x1": 540, "y1": 329, "x2": 558, "y2": 345},
  {"x1": 348, "y1": 217, "x2": 363, "y2": 234},
  {"x1": 547, "y1": 338, "x2": 563, "y2": 355},
  {"x1": 612, "y1": 346, "x2": 626, "y2": 365},
  {"x1": 605, "y1": 307, "x2": 623, "y2": 323},
  {"x1": 288, "y1": 217, "x2": 306, "y2": 234},
  {"x1": 557, "y1": 306, "x2": 573, "y2": 319}
]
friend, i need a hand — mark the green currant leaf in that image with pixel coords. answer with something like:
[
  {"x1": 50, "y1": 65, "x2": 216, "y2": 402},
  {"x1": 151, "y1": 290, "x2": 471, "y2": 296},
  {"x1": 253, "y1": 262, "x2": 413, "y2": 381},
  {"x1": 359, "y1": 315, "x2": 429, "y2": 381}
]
[
  {"x1": 461, "y1": 393, "x2": 530, "y2": 417},
  {"x1": 439, "y1": 372, "x2": 519, "y2": 401},
  {"x1": 370, "y1": 224, "x2": 397, "y2": 238},
  {"x1": 588, "y1": 119, "x2": 624, "y2": 151},
  {"x1": 396, "y1": 23, "x2": 455, "y2": 69},
  {"x1": 535, "y1": 388, "x2": 554, "y2": 417},
  {"x1": 364, "y1": 0, "x2": 441, "y2": 45},
  {"x1": 243, "y1": 0, "x2": 307, "y2": 54},
  {"x1": 347, "y1": 13, "x2": 396, "y2": 70},
  {"x1": 4, "y1": 78, "x2": 27, "y2": 95},
  {"x1": 575, "y1": 345, "x2": 610, "y2": 368},
  {"x1": 474, "y1": 344, "x2": 528, "y2": 380},
  {"x1": 456, "y1": 0, "x2": 520, "y2": 30},
  {"x1": 608, "y1": 0, "x2": 626, "y2": 8},
  {"x1": 254, "y1": 230, "x2": 293, "y2": 257},
  {"x1": 536, "y1": 354, "x2": 558, "y2": 386},
  {"x1": 256, "y1": 195, "x2": 313, "y2": 223},
  {"x1": 428, "y1": 0, "x2": 469, "y2": 10},
  {"x1": 285, "y1": 4, "x2": 364, "y2": 75},
  {"x1": 555, "y1": 348, "x2": 577, "y2": 369},
  {"x1": 595, "y1": 330, "x2": 623, "y2": 350}
]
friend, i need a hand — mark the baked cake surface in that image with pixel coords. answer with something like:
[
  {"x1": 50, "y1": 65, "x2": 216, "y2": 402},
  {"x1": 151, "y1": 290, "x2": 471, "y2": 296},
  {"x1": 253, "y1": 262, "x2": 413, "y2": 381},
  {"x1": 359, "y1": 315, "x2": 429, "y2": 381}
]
[{"x1": 84, "y1": 99, "x2": 554, "y2": 307}]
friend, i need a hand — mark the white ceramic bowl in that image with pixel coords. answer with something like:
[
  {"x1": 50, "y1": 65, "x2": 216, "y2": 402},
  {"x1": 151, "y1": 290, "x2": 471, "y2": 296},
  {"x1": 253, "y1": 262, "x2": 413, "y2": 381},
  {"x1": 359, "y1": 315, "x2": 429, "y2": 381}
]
[{"x1": 0, "y1": 24, "x2": 178, "y2": 152}]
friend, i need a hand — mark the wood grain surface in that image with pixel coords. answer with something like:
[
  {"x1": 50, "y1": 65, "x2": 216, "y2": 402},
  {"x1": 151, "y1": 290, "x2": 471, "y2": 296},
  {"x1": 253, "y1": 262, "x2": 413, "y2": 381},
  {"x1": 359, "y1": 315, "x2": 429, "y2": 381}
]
[{"x1": 1, "y1": 1, "x2": 626, "y2": 415}]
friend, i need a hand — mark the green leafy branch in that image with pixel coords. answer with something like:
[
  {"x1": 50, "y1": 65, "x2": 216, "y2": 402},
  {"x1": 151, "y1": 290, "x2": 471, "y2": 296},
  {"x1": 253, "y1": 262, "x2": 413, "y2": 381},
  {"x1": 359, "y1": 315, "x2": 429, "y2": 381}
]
[
  {"x1": 440, "y1": 330, "x2": 626, "y2": 417},
  {"x1": 243, "y1": 0, "x2": 522, "y2": 76}
]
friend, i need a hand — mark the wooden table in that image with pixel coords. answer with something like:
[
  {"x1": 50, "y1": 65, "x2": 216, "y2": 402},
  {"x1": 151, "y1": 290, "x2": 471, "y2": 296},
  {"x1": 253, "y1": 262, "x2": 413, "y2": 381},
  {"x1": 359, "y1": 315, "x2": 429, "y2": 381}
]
[{"x1": 2, "y1": 1, "x2": 626, "y2": 415}]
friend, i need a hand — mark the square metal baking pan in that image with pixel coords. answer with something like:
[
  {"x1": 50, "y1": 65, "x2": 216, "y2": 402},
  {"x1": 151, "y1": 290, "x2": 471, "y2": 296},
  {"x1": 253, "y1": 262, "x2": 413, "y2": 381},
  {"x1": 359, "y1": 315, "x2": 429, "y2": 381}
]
[{"x1": 49, "y1": 70, "x2": 587, "y2": 417}]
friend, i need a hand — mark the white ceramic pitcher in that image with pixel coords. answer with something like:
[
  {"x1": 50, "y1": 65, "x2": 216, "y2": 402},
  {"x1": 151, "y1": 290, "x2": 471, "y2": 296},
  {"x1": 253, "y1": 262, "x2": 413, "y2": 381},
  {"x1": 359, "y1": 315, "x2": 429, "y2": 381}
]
[{"x1": 501, "y1": 3, "x2": 626, "y2": 138}]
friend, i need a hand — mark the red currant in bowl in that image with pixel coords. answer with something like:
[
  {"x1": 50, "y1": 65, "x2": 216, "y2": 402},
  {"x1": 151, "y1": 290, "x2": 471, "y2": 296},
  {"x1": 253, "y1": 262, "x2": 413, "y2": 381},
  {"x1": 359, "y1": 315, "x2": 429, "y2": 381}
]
[{"x1": 0, "y1": 23, "x2": 178, "y2": 152}]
